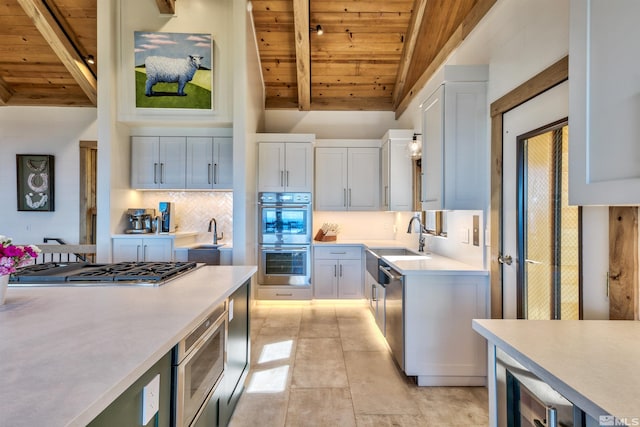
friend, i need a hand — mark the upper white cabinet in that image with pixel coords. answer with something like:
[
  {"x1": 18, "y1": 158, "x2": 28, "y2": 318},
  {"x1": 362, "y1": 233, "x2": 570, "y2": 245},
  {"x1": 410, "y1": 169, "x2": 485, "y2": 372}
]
[
  {"x1": 381, "y1": 130, "x2": 414, "y2": 211},
  {"x1": 257, "y1": 134, "x2": 314, "y2": 193},
  {"x1": 186, "y1": 137, "x2": 233, "y2": 189},
  {"x1": 131, "y1": 136, "x2": 186, "y2": 189},
  {"x1": 569, "y1": 0, "x2": 640, "y2": 205},
  {"x1": 315, "y1": 146, "x2": 380, "y2": 211},
  {"x1": 421, "y1": 66, "x2": 488, "y2": 211}
]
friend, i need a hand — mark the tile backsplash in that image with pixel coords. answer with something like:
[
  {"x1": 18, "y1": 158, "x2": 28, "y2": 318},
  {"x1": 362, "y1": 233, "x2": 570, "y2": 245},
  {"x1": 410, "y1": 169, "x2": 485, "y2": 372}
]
[{"x1": 139, "y1": 191, "x2": 233, "y2": 243}]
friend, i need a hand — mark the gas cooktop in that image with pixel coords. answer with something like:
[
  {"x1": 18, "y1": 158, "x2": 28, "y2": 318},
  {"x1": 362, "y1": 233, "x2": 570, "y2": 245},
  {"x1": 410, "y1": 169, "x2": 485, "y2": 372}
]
[{"x1": 9, "y1": 261, "x2": 200, "y2": 287}]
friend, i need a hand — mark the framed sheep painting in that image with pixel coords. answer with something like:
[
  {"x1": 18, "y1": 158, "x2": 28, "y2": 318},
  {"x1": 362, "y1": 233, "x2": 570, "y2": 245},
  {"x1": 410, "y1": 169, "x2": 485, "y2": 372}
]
[{"x1": 134, "y1": 31, "x2": 213, "y2": 109}]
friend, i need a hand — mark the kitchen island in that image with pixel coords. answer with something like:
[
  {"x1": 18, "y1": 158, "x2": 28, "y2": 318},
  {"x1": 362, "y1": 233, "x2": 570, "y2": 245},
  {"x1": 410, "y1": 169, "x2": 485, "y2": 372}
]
[
  {"x1": 0, "y1": 265, "x2": 256, "y2": 427},
  {"x1": 473, "y1": 319, "x2": 640, "y2": 426}
]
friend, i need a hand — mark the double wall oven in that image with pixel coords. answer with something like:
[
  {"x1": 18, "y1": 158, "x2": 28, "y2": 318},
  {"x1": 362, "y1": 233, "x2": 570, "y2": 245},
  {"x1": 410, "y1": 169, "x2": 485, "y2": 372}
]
[{"x1": 258, "y1": 192, "x2": 312, "y2": 286}]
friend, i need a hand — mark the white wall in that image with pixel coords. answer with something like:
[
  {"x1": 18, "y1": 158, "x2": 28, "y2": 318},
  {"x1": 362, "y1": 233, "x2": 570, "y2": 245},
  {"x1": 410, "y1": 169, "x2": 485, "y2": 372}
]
[{"x1": 0, "y1": 107, "x2": 97, "y2": 245}]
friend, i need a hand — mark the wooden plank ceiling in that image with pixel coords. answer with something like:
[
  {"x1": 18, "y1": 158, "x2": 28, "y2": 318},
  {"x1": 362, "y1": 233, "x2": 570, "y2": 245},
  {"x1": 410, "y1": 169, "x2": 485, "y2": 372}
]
[
  {"x1": 0, "y1": 0, "x2": 96, "y2": 107},
  {"x1": 0, "y1": 0, "x2": 496, "y2": 112},
  {"x1": 252, "y1": 0, "x2": 495, "y2": 113}
]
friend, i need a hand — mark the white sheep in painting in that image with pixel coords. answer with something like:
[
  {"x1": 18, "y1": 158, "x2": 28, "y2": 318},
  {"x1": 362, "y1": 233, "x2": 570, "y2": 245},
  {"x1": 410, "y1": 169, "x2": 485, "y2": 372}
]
[{"x1": 144, "y1": 55, "x2": 203, "y2": 96}]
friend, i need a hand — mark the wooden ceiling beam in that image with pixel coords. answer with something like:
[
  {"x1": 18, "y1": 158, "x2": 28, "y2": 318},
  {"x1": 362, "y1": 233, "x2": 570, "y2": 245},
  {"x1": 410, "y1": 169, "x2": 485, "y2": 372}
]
[
  {"x1": 394, "y1": 0, "x2": 497, "y2": 118},
  {"x1": 16, "y1": 0, "x2": 97, "y2": 105},
  {"x1": 392, "y1": 0, "x2": 428, "y2": 109},
  {"x1": 292, "y1": 0, "x2": 311, "y2": 111},
  {"x1": 0, "y1": 76, "x2": 13, "y2": 105},
  {"x1": 155, "y1": 0, "x2": 176, "y2": 15}
]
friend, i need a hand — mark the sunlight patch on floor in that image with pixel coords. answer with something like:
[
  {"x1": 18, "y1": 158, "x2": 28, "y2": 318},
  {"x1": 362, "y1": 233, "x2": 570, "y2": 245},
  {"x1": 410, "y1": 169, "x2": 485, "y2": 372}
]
[
  {"x1": 258, "y1": 340, "x2": 293, "y2": 365},
  {"x1": 245, "y1": 365, "x2": 290, "y2": 394}
]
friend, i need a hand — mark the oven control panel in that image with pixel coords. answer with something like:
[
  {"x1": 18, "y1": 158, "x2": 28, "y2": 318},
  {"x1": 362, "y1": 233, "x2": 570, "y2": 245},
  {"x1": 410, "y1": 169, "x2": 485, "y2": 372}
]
[{"x1": 259, "y1": 192, "x2": 311, "y2": 204}]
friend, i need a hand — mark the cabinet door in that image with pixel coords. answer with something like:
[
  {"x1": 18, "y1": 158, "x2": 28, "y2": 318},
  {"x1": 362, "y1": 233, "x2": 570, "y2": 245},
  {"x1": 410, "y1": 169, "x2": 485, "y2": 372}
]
[
  {"x1": 569, "y1": 0, "x2": 640, "y2": 205},
  {"x1": 315, "y1": 148, "x2": 348, "y2": 211},
  {"x1": 213, "y1": 137, "x2": 233, "y2": 189},
  {"x1": 158, "y1": 137, "x2": 186, "y2": 189},
  {"x1": 388, "y1": 139, "x2": 413, "y2": 211},
  {"x1": 258, "y1": 143, "x2": 285, "y2": 192},
  {"x1": 221, "y1": 280, "x2": 250, "y2": 426},
  {"x1": 112, "y1": 238, "x2": 142, "y2": 262},
  {"x1": 186, "y1": 137, "x2": 214, "y2": 189},
  {"x1": 443, "y1": 82, "x2": 487, "y2": 210},
  {"x1": 284, "y1": 143, "x2": 312, "y2": 192},
  {"x1": 313, "y1": 259, "x2": 339, "y2": 298},
  {"x1": 348, "y1": 147, "x2": 380, "y2": 211},
  {"x1": 142, "y1": 238, "x2": 173, "y2": 262},
  {"x1": 422, "y1": 86, "x2": 444, "y2": 210},
  {"x1": 337, "y1": 259, "x2": 363, "y2": 298},
  {"x1": 131, "y1": 136, "x2": 160, "y2": 189}
]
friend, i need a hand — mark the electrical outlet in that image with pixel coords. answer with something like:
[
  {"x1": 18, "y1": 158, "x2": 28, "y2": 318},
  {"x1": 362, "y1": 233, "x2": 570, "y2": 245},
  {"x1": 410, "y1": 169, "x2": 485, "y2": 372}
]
[{"x1": 141, "y1": 374, "x2": 160, "y2": 425}]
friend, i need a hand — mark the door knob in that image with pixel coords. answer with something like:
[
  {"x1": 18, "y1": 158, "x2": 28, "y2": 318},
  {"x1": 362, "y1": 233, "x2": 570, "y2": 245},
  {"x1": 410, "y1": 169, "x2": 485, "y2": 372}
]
[{"x1": 498, "y1": 254, "x2": 513, "y2": 265}]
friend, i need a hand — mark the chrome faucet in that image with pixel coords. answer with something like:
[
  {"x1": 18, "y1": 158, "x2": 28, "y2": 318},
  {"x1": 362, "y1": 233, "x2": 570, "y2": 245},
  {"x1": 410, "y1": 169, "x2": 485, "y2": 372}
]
[
  {"x1": 407, "y1": 215, "x2": 426, "y2": 252},
  {"x1": 208, "y1": 218, "x2": 223, "y2": 244}
]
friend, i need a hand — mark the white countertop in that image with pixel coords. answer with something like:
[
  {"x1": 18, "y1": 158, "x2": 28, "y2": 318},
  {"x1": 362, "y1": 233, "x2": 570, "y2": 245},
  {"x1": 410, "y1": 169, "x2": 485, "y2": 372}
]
[
  {"x1": 472, "y1": 319, "x2": 640, "y2": 421},
  {"x1": 313, "y1": 239, "x2": 486, "y2": 275},
  {"x1": 0, "y1": 265, "x2": 256, "y2": 427},
  {"x1": 111, "y1": 231, "x2": 199, "y2": 238}
]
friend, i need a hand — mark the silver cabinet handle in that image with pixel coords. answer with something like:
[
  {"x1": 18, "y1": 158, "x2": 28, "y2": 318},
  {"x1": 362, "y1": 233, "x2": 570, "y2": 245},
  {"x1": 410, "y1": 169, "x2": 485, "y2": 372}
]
[
  {"x1": 339, "y1": 264, "x2": 343, "y2": 277},
  {"x1": 348, "y1": 188, "x2": 352, "y2": 206},
  {"x1": 498, "y1": 254, "x2": 513, "y2": 265},
  {"x1": 384, "y1": 185, "x2": 388, "y2": 206},
  {"x1": 208, "y1": 163, "x2": 212, "y2": 184},
  {"x1": 153, "y1": 163, "x2": 158, "y2": 184},
  {"x1": 143, "y1": 245, "x2": 148, "y2": 261},
  {"x1": 334, "y1": 265, "x2": 337, "y2": 277},
  {"x1": 160, "y1": 163, "x2": 165, "y2": 184},
  {"x1": 343, "y1": 188, "x2": 347, "y2": 207},
  {"x1": 136, "y1": 245, "x2": 141, "y2": 262},
  {"x1": 286, "y1": 170, "x2": 289, "y2": 187},
  {"x1": 280, "y1": 170, "x2": 284, "y2": 187},
  {"x1": 525, "y1": 259, "x2": 542, "y2": 265},
  {"x1": 214, "y1": 163, "x2": 218, "y2": 184}
]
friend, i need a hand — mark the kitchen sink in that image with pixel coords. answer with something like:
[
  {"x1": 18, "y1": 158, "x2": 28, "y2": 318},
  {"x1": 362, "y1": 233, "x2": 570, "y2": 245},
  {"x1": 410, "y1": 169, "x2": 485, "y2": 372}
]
[
  {"x1": 188, "y1": 244, "x2": 225, "y2": 265},
  {"x1": 368, "y1": 247, "x2": 425, "y2": 257}
]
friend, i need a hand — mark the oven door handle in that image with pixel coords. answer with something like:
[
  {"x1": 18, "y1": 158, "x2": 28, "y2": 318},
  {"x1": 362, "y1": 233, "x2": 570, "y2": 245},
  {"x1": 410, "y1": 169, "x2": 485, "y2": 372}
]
[
  {"x1": 379, "y1": 265, "x2": 399, "y2": 281},
  {"x1": 262, "y1": 246, "x2": 308, "y2": 252},
  {"x1": 178, "y1": 312, "x2": 226, "y2": 365},
  {"x1": 259, "y1": 204, "x2": 309, "y2": 209}
]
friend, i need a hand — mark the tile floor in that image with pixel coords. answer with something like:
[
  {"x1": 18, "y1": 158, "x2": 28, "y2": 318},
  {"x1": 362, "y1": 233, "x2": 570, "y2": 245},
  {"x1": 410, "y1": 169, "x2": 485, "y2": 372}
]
[{"x1": 228, "y1": 301, "x2": 489, "y2": 427}]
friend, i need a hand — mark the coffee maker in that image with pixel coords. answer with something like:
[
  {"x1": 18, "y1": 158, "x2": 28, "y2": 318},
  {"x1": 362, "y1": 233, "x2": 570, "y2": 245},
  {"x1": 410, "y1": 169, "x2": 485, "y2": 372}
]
[
  {"x1": 125, "y1": 208, "x2": 155, "y2": 234},
  {"x1": 158, "y1": 202, "x2": 176, "y2": 233}
]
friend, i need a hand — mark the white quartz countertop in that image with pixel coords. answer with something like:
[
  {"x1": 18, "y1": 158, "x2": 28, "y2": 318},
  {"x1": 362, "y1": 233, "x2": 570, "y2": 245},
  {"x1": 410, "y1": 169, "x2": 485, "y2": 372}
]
[
  {"x1": 111, "y1": 231, "x2": 199, "y2": 238},
  {"x1": 0, "y1": 265, "x2": 256, "y2": 427},
  {"x1": 313, "y1": 239, "x2": 486, "y2": 275},
  {"x1": 472, "y1": 319, "x2": 640, "y2": 421}
]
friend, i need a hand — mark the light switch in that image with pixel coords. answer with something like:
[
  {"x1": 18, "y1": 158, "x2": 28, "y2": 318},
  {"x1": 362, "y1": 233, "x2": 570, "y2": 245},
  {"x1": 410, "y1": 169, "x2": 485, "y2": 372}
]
[{"x1": 142, "y1": 374, "x2": 160, "y2": 425}]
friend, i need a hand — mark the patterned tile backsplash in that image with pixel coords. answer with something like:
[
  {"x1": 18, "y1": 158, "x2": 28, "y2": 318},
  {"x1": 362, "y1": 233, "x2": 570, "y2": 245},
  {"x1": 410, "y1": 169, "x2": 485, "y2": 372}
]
[{"x1": 140, "y1": 191, "x2": 233, "y2": 243}]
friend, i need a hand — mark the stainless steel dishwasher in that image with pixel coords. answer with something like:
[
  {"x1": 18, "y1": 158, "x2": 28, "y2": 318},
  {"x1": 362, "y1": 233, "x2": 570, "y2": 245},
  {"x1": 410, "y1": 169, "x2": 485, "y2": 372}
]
[{"x1": 379, "y1": 259, "x2": 404, "y2": 371}]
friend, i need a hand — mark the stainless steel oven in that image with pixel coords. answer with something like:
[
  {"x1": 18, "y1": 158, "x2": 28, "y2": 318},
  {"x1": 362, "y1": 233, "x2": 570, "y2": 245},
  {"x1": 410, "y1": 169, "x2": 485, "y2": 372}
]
[
  {"x1": 258, "y1": 192, "x2": 312, "y2": 244},
  {"x1": 172, "y1": 301, "x2": 227, "y2": 427},
  {"x1": 258, "y1": 244, "x2": 311, "y2": 286}
]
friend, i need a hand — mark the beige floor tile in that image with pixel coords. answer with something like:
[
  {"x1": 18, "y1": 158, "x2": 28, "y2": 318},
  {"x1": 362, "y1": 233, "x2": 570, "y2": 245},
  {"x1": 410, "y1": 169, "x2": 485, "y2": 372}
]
[
  {"x1": 228, "y1": 394, "x2": 288, "y2": 427},
  {"x1": 411, "y1": 386, "x2": 489, "y2": 425},
  {"x1": 292, "y1": 337, "x2": 349, "y2": 388},
  {"x1": 338, "y1": 316, "x2": 388, "y2": 352},
  {"x1": 299, "y1": 306, "x2": 339, "y2": 338},
  {"x1": 355, "y1": 414, "x2": 433, "y2": 427},
  {"x1": 335, "y1": 302, "x2": 370, "y2": 319},
  {"x1": 251, "y1": 333, "x2": 297, "y2": 368},
  {"x1": 285, "y1": 388, "x2": 356, "y2": 427},
  {"x1": 344, "y1": 350, "x2": 419, "y2": 416}
]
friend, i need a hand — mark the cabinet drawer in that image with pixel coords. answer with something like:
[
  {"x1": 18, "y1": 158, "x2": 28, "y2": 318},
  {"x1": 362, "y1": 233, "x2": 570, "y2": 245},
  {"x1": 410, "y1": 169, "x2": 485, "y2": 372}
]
[
  {"x1": 314, "y1": 245, "x2": 362, "y2": 260},
  {"x1": 257, "y1": 286, "x2": 312, "y2": 300}
]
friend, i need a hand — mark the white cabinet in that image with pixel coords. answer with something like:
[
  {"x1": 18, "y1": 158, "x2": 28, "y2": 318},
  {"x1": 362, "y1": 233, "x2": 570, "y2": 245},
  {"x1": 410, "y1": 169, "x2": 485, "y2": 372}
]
[
  {"x1": 313, "y1": 245, "x2": 363, "y2": 298},
  {"x1": 315, "y1": 147, "x2": 380, "y2": 211},
  {"x1": 258, "y1": 141, "x2": 313, "y2": 192},
  {"x1": 186, "y1": 137, "x2": 233, "y2": 189},
  {"x1": 569, "y1": 0, "x2": 640, "y2": 205},
  {"x1": 381, "y1": 130, "x2": 414, "y2": 211},
  {"x1": 112, "y1": 237, "x2": 173, "y2": 262},
  {"x1": 421, "y1": 66, "x2": 488, "y2": 210},
  {"x1": 404, "y1": 273, "x2": 488, "y2": 386},
  {"x1": 131, "y1": 136, "x2": 186, "y2": 189}
]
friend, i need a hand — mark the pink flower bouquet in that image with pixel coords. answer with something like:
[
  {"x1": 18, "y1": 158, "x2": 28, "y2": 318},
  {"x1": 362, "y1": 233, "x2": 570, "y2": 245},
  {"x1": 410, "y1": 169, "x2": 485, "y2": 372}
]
[{"x1": 0, "y1": 236, "x2": 40, "y2": 276}]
